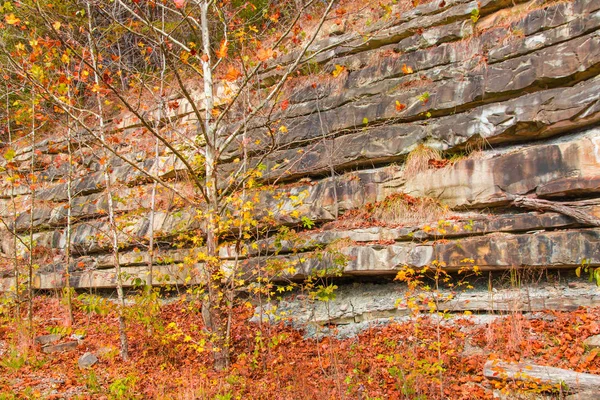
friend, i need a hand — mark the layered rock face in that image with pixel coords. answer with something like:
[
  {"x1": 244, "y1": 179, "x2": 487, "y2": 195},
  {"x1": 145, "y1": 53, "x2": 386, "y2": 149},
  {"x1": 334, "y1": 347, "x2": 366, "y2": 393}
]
[{"x1": 1, "y1": 0, "x2": 600, "y2": 326}]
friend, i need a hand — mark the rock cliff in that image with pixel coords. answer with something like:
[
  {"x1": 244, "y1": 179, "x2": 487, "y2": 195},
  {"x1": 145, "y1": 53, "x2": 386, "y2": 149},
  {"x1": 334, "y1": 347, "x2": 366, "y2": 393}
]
[{"x1": 2, "y1": 0, "x2": 600, "y2": 329}]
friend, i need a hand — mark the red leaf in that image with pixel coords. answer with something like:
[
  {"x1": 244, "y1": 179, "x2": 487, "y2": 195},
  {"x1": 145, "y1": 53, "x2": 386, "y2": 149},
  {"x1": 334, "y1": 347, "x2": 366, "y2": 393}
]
[
  {"x1": 395, "y1": 101, "x2": 406, "y2": 111},
  {"x1": 280, "y1": 100, "x2": 289, "y2": 111}
]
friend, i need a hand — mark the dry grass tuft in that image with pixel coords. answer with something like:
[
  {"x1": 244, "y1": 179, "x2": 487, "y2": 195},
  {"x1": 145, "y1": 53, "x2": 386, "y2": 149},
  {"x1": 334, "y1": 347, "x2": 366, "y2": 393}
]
[
  {"x1": 403, "y1": 144, "x2": 442, "y2": 178},
  {"x1": 328, "y1": 192, "x2": 449, "y2": 229},
  {"x1": 372, "y1": 193, "x2": 448, "y2": 225}
]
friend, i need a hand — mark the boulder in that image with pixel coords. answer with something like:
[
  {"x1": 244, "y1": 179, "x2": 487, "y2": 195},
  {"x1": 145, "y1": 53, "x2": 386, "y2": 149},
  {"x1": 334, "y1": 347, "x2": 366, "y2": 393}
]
[
  {"x1": 41, "y1": 341, "x2": 78, "y2": 354},
  {"x1": 34, "y1": 334, "x2": 62, "y2": 346},
  {"x1": 78, "y1": 352, "x2": 98, "y2": 369},
  {"x1": 584, "y1": 335, "x2": 600, "y2": 349}
]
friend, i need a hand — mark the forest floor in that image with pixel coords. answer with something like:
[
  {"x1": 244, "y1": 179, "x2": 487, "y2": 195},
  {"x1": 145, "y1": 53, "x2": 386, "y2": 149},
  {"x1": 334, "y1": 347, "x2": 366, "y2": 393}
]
[{"x1": 1, "y1": 295, "x2": 600, "y2": 399}]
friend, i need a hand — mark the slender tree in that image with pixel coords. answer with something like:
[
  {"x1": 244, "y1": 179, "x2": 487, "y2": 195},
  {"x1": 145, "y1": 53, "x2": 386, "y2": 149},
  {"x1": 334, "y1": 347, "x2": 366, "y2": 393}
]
[
  {"x1": 2, "y1": 0, "x2": 337, "y2": 369},
  {"x1": 85, "y1": 1, "x2": 129, "y2": 361}
]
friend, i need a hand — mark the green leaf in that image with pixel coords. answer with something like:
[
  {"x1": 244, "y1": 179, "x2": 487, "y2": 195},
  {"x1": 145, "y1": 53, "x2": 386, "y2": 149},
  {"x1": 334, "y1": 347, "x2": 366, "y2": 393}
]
[
  {"x1": 3, "y1": 148, "x2": 15, "y2": 161},
  {"x1": 301, "y1": 216, "x2": 315, "y2": 229}
]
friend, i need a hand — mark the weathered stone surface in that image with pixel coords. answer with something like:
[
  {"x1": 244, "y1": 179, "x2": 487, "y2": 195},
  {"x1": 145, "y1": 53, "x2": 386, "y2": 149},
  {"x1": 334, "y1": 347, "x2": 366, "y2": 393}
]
[
  {"x1": 259, "y1": 0, "x2": 480, "y2": 83},
  {"x1": 267, "y1": 279, "x2": 600, "y2": 330},
  {"x1": 41, "y1": 341, "x2": 78, "y2": 354},
  {"x1": 584, "y1": 335, "x2": 600, "y2": 349},
  {"x1": 30, "y1": 264, "x2": 203, "y2": 290},
  {"x1": 565, "y1": 391, "x2": 600, "y2": 400},
  {"x1": 12, "y1": 126, "x2": 600, "y2": 268},
  {"x1": 78, "y1": 352, "x2": 98, "y2": 369},
  {"x1": 221, "y1": 208, "x2": 598, "y2": 259},
  {"x1": 397, "y1": 132, "x2": 600, "y2": 208},
  {"x1": 240, "y1": 228, "x2": 600, "y2": 282},
  {"x1": 34, "y1": 334, "x2": 62, "y2": 346},
  {"x1": 488, "y1": 7, "x2": 600, "y2": 63},
  {"x1": 30, "y1": 152, "x2": 188, "y2": 203},
  {"x1": 492, "y1": 389, "x2": 551, "y2": 400},
  {"x1": 243, "y1": 76, "x2": 600, "y2": 180},
  {"x1": 235, "y1": 39, "x2": 600, "y2": 179},
  {"x1": 225, "y1": 0, "x2": 599, "y2": 160}
]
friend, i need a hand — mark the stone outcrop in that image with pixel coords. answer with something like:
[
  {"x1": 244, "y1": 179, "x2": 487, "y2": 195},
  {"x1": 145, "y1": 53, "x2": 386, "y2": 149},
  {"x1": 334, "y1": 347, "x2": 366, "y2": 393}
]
[{"x1": 1, "y1": 0, "x2": 600, "y2": 329}]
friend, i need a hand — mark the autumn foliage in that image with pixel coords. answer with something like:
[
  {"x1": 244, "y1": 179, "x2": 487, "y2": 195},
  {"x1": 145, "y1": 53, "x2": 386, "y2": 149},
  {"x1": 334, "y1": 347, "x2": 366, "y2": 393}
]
[{"x1": 2, "y1": 296, "x2": 600, "y2": 399}]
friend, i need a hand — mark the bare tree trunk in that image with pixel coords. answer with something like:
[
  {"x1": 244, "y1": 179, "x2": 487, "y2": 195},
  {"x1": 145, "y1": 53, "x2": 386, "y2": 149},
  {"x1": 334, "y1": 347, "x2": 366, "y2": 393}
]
[
  {"x1": 5, "y1": 83, "x2": 21, "y2": 325},
  {"x1": 146, "y1": 6, "x2": 166, "y2": 291},
  {"x1": 197, "y1": 0, "x2": 229, "y2": 371},
  {"x1": 27, "y1": 93, "x2": 36, "y2": 338},
  {"x1": 484, "y1": 359, "x2": 600, "y2": 392},
  {"x1": 64, "y1": 92, "x2": 74, "y2": 326},
  {"x1": 512, "y1": 196, "x2": 600, "y2": 227},
  {"x1": 87, "y1": 3, "x2": 129, "y2": 361}
]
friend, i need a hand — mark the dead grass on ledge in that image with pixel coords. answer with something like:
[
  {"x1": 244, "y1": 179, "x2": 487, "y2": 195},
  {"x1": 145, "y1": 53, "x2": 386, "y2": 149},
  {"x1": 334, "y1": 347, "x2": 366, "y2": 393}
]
[{"x1": 325, "y1": 192, "x2": 449, "y2": 230}]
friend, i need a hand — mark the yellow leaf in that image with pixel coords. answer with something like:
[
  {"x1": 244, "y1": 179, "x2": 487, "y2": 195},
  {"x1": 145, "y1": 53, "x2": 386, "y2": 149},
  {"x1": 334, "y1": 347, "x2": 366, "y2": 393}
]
[
  {"x1": 5, "y1": 13, "x2": 20, "y2": 25},
  {"x1": 332, "y1": 64, "x2": 345, "y2": 78},
  {"x1": 52, "y1": 21, "x2": 61, "y2": 30},
  {"x1": 279, "y1": 125, "x2": 288, "y2": 133}
]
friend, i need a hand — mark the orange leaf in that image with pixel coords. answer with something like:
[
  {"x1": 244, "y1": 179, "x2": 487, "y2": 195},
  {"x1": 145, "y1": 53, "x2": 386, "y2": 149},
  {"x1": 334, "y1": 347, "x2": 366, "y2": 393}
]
[
  {"x1": 174, "y1": 0, "x2": 186, "y2": 8},
  {"x1": 201, "y1": 53, "x2": 209, "y2": 62},
  {"x1": 280, "y1": 99, "x2": 289, "y2": 111},
  {"x1": 257, "y1": 48, "x2": 273, "y2": 62},
  {"x1": 5, "y1": 13, "x2": 21, "y2": 26},
  {"x1": 395, "y1": 101, "x2": 406, "y2": 111},
  {"x1": 569, "y1": 355, "x2": 580, "y2": 366},
  {"x1": 215, "y1": 40, "x2": 228, "y2": 59},
  {"x1": 225, "y1": 66, "x2": 242, "y2": 81},
  {"x1": 402, "y1": 64, "x2": 413, "y2": 74}
]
